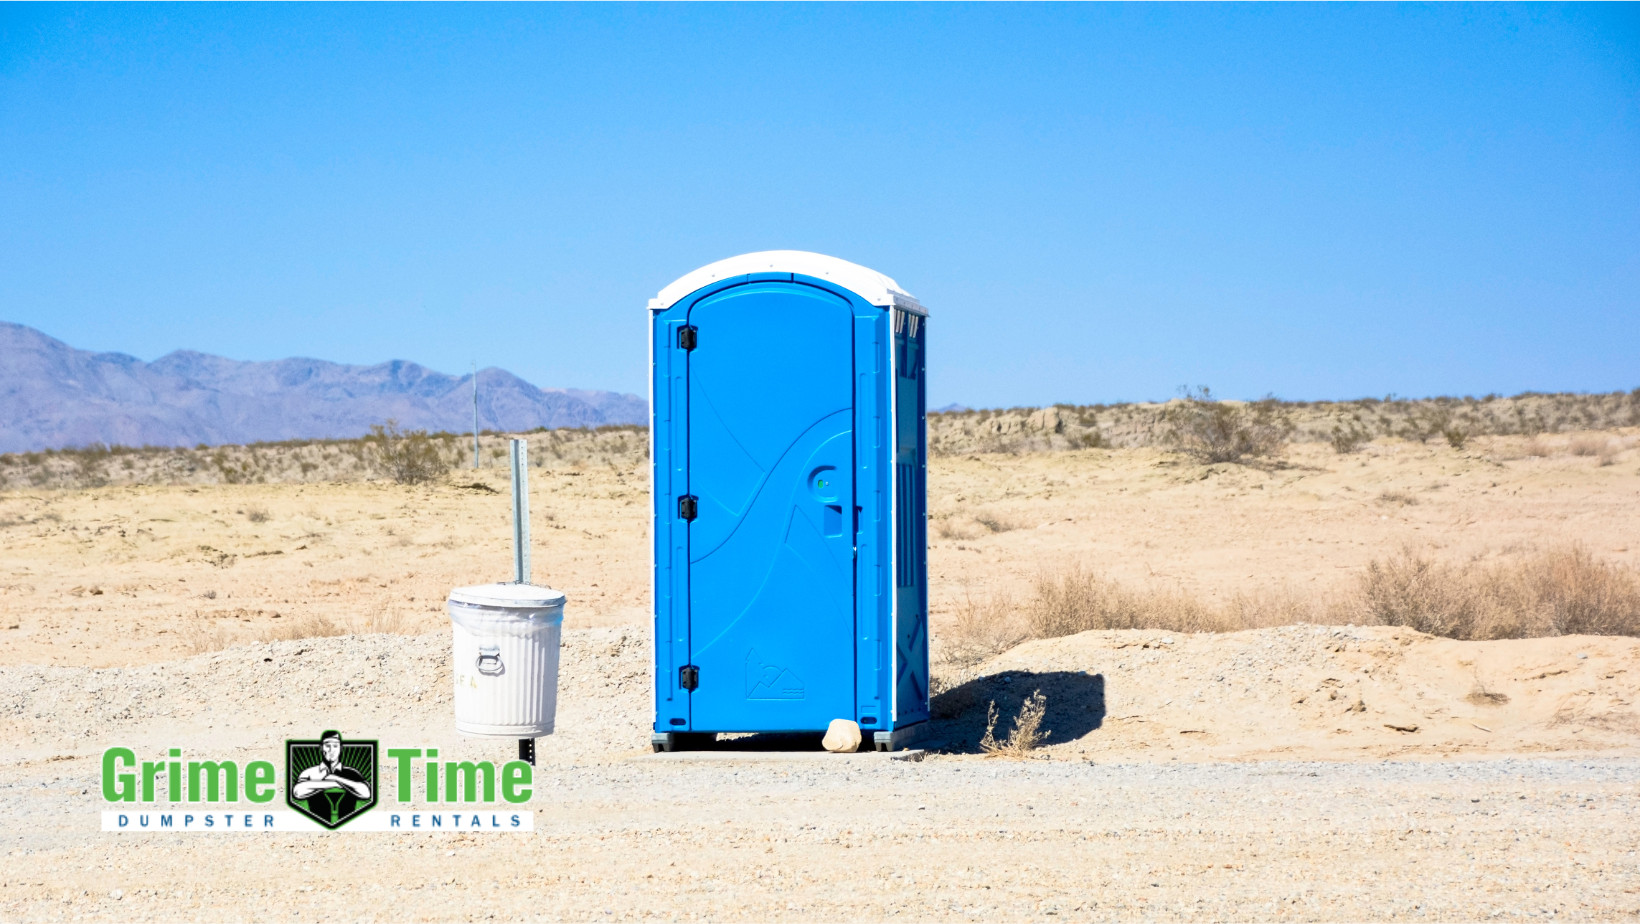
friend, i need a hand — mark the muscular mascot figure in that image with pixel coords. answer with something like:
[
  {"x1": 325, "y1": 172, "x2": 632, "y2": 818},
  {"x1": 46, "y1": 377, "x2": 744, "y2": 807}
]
[{"x1": 291, "y1": 730, "x2": 371, "y2": 825}]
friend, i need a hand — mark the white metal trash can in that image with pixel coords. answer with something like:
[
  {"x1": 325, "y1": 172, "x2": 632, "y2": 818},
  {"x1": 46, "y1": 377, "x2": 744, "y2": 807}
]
[{"x1": 448, "y1": 582, "x2": 566, "y2": 738}]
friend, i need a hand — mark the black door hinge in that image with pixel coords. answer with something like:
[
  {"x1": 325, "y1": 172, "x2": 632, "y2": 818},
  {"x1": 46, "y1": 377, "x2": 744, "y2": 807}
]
[
  {"x1": 678, "y1": 495, "x2": 698, "y2": 520},
  {"x1": 679, "y1": 665, "x2": 700, "y2": 690},
  {"x1": 678, "y1": 326, "x2": 697, "y2": 351}
]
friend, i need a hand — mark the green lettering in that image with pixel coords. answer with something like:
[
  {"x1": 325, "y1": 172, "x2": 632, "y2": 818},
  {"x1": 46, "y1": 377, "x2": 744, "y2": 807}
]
[
  {"x1": 501, "y1": 760, "x2": 532, "y2": 804},
  {"x1": 188, "y1": 760, "x2": 237, "y2": 802},
  {"x1": 387, "y1": 748, "x2": 422, "y2": 803},
  {"x1": 101, "y1": 748, "x2": 136, "y2": 802},
  {"x1": 245, "y1": 761, "x2": 276, "y2": 803},
  {"x1": 445, "y1": 761, "x2": 493, "y2": 803},
  {"x1": 142, "y1": 761, "x2": 163, "y2": 802}
]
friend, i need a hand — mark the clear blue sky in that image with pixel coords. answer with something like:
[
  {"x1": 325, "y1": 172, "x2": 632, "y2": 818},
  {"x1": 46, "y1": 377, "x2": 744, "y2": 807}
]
[{"x1": 3, "y1": 4, "x2": 1636, "y2": 408}]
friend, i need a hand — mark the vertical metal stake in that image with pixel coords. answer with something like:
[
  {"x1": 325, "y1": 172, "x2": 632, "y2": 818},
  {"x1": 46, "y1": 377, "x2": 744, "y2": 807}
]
[
  {"x1": 510, "y1": 437, "x2": 533, "y2": 766},
  {"x1": 472, "y1": 362, "x2": 480, "y2": 469},
  {"x1": 509, "y1": 439, "x2": 530, "y2": 584}
]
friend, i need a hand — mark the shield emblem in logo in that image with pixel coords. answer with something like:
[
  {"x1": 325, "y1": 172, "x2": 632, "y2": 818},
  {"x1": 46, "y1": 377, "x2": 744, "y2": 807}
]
[{"x1": 285, "y1": 731, "x2": 378, "y2": 830}]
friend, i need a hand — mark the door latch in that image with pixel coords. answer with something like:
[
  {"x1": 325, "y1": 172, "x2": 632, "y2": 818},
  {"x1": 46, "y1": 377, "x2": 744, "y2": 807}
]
[
  {"x1": 679, "y1": 495, "x2": 698, "y2": 520},
  {"x1": 678, "y1": 326, "x2": 697, "y2": 351},
  {"x1": 679, "y1": 665, "x2": 700, "y2": 690}
]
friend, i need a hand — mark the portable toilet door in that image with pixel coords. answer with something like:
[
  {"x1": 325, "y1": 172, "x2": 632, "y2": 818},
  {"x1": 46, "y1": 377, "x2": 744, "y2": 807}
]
[{"x1": 649, "y1": 251, "x2": 929, "y2": 750}]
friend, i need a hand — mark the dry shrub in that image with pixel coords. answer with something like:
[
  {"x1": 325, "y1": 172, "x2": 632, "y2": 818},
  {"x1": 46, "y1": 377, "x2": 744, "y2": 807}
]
[
  {"x1": 1356, "y1": 549, "x2": 1526, "y2": 639},
  {"x1": 1569, "y1": 435, "x2": 1606, "y2": 457},
  {"x1": 244, "y1": 506, "x2": 270, "y2": 523},
  {"x1": 259, "y1": 611, "x2": 407, "y2": 643},
  {"x1": 363, "y1": 420, "x2": 450, "y2": 485},
  {"x1": 935, "y1": 511, "x2": 1025, "y2": 540},
  {"x1": 1466, "y1": 671, "x2": 1510, "y2": 707},
  {"x1": 996, "y1": 548, "x2": 1639, "y2": 645},
  {"x1": 934, "y1": 518, "x2": 980, "y2": 541},
  {"x1": 355, "y1": 609, "x2": 410, "y2": 636},
  {"x1": 1527, "y1": 546, "x2": 1640, "y2": 636},
  {"x1": 942, "y1": 589, "x2": 1029, "y2": 667},
  {"x1": 973, "y1": 511, "x2": 1026, "y2": 534},
  {"x1": 1161, "y1": 387, "x2": 1294, "y2": 464},
  {"x1": 259, "y1": 614, "x2": 349, "y2": 643},
  {"x1": 1219, "y1": 587, "x2": 1330, "y2": 629},
  {"x1": 1377, "y1": 490, "x2": 1419, "y2": 506},
  {"x1": 183, "y1": 611, "x2": 410, "y2": 653},
  {"x1": 1356, "y1": 545, "x2": 1640, "y2": 639},
  {"x1": 182, "y1": 622, "x2": 236, "y2": 654},
  {"x1": 1025, "y1": 563, "x2": 1227, "y2": 636},
  {"x1": 1524, "y1": 437, "x2": 1554, "y2": 458},
  {"x1": 1330, "y1": 424, "x2": 1370, "y2": 454},
  {"x1": 980, "y1": 690, "x2": 1049, "y2": 757}
]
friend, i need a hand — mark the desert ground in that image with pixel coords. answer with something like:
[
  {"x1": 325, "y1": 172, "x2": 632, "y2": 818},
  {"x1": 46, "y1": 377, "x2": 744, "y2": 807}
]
[{"x1": 3, "y1": 431, "x2": 1639, "y2": 920}]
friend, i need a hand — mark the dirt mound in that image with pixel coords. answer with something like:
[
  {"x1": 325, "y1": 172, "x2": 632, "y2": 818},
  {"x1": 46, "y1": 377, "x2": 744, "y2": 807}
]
[
  {"x1": 0, "y1": 626, "x2": 652, "y2": 767},
  {"x1": 6, "y1": 623, "x2": 1637, "y2": 768},
  {"x1": 932, "y1": 624, "x2": 1640, "y2": 760}
]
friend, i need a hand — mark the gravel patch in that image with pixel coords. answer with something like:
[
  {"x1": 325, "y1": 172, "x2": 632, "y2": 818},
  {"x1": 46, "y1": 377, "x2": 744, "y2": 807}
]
[{"x1": 3, "y1": 627, "x2": 1638, "y2": 919}]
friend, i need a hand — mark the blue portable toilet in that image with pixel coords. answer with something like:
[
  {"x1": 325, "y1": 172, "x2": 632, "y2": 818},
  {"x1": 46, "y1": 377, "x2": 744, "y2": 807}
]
[{"x1": 649, "y1": 251, "x2": 929, "y2": 751}]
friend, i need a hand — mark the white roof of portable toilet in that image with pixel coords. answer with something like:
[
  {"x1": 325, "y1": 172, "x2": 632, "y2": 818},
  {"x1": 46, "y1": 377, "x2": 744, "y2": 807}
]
[{"x1": 648, "y1": 250, "x2": 926, "y2": 315}]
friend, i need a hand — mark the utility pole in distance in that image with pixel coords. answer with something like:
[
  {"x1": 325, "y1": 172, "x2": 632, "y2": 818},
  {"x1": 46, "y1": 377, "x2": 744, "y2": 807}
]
[{"x1": 472, "y1": 361, "x2": 480, "y2": 469}]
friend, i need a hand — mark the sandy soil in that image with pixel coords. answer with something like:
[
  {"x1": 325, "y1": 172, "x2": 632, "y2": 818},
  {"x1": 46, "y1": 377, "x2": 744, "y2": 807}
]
[
  {"x1": 2, "y1": 437, "x2": 1639, "y2": 920},
  {"x1": 2, "y1": 624, "x2": 1638, "y2": 920},
  {"x1": 2, "y1": 436, "x2": 1636, "y2": 669}
]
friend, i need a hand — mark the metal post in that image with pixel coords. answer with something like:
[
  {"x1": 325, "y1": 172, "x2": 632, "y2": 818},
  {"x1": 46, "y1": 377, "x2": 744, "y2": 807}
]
[
  {"x1": 472, "y1": 362, "x2": 480, "y2": 469},
  {"x1": 509, "y1": 438, "x2": 530, "y2": 584},
  {"x1": 509, "y1": 436, "x2": 534, "y2": 765}
]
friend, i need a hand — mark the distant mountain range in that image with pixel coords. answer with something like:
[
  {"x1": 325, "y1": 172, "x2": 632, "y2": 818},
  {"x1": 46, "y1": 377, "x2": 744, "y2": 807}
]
[{"x1": 0, "y1": 321, "x2": 647, "y2": 453}]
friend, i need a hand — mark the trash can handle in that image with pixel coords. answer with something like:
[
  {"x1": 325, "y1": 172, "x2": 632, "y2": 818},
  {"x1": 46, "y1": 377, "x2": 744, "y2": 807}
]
[{"x1": 476, "y1": 646, "x2": 504, "y2": 675}]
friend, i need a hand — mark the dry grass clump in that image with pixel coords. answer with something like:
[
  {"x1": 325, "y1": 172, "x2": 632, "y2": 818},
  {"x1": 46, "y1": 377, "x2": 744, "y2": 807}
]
[
  {"x1": 1026, "y1": 563, "x2": 1244, "y2": 636},
  {"x1": 259, "y1": 614, "x2": 350, "y2": 643},
  {"x1": 938, "y1": 563, "x2": 1334, "y2": 661},
  {"x1": 934, "y1": 518, "x2": 980, "y2": 541},
  {"x1": 980, "y1": 690, "x2": 1049, "y2": 757},
  {"x1": 1566, "y1": 436, "x2": 1624, "y2": 466},
  {"x1": 934, "y1": 510, "x2": 1027, "y2": 541},
  {"x1": 1465, "y1": 672, "x2": 1510, "y2": 706},
  {"x1": 943, "y1": 589, "x2": 1030, "y2": 667},
  {"x1": 1329, "y1": 423, "x2": 1371, "y2": 454},
  {"x1": 243, "y1": 505, "x2": 271, "y2": 523},
  {"x1": 1160, "y1": 387, "x2": 1294, "y2": 464},
  {"x1": 1569, "y1": 435, "x2": 1606, "y2": 457},
  {"x1": 1355, "y1": 545, "x2": 1640, "y2": 639},
  {"x1": 973, "y1": 511, "x2": 1026, "y2": 534},
  {"x1": 363, "y1": 421, "x2": 451, "y2": 485},
  {"x1": 181, "y1": 622, "x2": 236, "y2": 654},
  {"x1": 183, "y1": 611, "x2": 410, "y2": 653},
  {"x1": 1377, "y1": 490, "x2": 1419, "y2": 507},
  {"x1": 940, "y1": 546, "x2": 1639, "y2": 664}
]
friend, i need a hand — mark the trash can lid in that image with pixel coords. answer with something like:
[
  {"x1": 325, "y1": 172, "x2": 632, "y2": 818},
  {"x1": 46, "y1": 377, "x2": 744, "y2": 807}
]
[{"x1": 448, "y1": 582, "x2": 567, "y2": 609}]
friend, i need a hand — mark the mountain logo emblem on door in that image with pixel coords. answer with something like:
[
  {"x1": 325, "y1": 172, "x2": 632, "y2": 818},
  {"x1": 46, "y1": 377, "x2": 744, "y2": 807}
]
[{"x1": 745, "y1": 649, "x2": 805, "y2": 700}]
